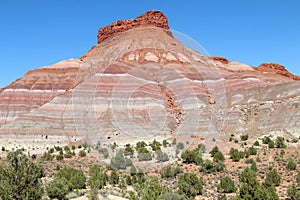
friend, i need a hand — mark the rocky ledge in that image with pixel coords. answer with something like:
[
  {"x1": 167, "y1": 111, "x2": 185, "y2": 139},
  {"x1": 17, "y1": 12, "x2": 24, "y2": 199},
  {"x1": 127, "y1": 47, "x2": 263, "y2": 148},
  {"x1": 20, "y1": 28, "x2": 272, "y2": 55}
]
[
  {"x1": 257, "y1": 63, "x2": 300, "y2": 80},
  {"x1": 97, "y1": 10, "x2": 170, "y2": 44}
]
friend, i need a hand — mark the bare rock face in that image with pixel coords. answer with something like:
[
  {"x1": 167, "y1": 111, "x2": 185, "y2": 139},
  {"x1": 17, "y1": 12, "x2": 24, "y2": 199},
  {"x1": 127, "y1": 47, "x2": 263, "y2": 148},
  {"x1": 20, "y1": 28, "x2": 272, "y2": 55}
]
[
  {"x1": 257, "y1": 63, "x2": 300, "y2": 80},
  {"x1": 0, "y1": 11, "x2": 300, "y2": 148},
  {"x1": 209, "y1": 56, "x2": 229, "y2": 64},
  {"x1": 97, "y1": 10, "x2": 170, "y2": 44}
]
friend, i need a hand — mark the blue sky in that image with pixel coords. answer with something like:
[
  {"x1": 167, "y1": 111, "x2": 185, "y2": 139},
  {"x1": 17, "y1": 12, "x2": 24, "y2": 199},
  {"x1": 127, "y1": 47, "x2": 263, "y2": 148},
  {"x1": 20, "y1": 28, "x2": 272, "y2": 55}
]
[{"x1": 0, "y1": 0, "x2": 299, "y2": 87}]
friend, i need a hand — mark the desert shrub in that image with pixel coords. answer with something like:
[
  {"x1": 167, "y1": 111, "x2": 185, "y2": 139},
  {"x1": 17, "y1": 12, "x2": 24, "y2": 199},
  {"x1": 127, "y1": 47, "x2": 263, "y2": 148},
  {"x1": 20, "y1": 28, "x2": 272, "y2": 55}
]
[
  {"x1": 56, "y1": 154, "x2": 64, "y2": 161},
  {"x1": 240, "y1": 134, "x2": 249, "y2": 141},
  {"x1": 250, "y1": 162, "x2": 258, "y2": 172},
  {"x1": 210, "y1": 146, "x2": 220, "y2": 157},
  {"x1": 88, "y1": 164, "x2": 108, "y2": 190},
  {"x1": 110, "y1": 150, "x2": 126, "y2": 169},
  {"x1": 247, "y1": 146, "x2": 257, "y2": 155},
  {"x1": 55, "y1": 167, "x2": 86, "y2": 190},
  {"x1": 264, "y1": 169, "x2": 281, "y2": 187},
  {"x1": 42, "y1": 151, "x2": 53, "y2": 161},
  {"x1": 178, "y1": 173, "x2": 204, "y2": 198},
  {"x1": 181, "y1": 145, "x2": 203, "y2": 165},
  {"x1": 200, "y1": 160, "x2": 225, "y2": 174},
  {"x1": 229, "y1": 148, "x2": 244, "y2": 162},
  {"x1": 218, "y1": 176, "x2": 235, "y2": 193},
  {"x1": 132, "y1": 177, "x2": 170, "y2": 199},
  {"x1": 136, "y1": 141, "x2": 147, "y2": 150},
  {"x1": 156, "y1": 149, "x2": 169, "y2": 162},
  {"x1": 79, "y1": 150, "x2": 87, "y2": 157},
  {"x1": 137, "y1": 152, "x2": 152, "y2": 161},
  {"x1": 254, "y1": 140, "x2": 260, "y2": 146},
  {"x1": 98, "y1": 147, "x2": 109, "y2": 158},
  {"x1": 109, "y1": 169, "x2": 119, "y2": 185},
  {"x1": 0, "y1": 150, "x2": 44, "y2": 200},
  {"x1": 287, "y1": 184, "x2": 300, "y2": 200},
  {"x1": 150, "y1": 139, "x2": 162, "y2": 151},
  {"x1": 176, "y1": 142, "x2": 185, "y2": 150},
  {"x1": 46, "y1": 177, "x2": 69, "y2": 200},
  {"x1": 287, "y1": 158, "x2": 297, "y2": 170},
  {"x1": 213, "y1": 151, "x2": 225, "y2": 162},
  {"x1": 124, "y1": 144, "x2": 134, "y2": 156},
  {"x1": 275, "y1": 136, "x2": 286, "y2": 148},
  {"x1": 160, "y1": 165, "x2": 182, "y2": 179}
]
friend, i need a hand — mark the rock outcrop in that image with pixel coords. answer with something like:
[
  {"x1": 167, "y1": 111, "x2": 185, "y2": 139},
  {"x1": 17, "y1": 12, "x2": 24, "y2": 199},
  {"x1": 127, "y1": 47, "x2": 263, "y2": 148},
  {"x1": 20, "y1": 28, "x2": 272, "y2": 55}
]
[
  {"x1": 256, "y1": 63, "x2": 300, "y2": 80},
  {"x1": 97, "y1": 10, "x2": 170, "y2": 44},
  {"x1": 0, "y1": 11, "x2": 299, "y2": 149}
]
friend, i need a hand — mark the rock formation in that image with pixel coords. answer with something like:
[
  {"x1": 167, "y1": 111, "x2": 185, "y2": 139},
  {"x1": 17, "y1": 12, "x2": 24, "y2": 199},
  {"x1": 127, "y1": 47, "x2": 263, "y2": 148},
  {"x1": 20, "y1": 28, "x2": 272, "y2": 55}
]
[{"x1": 0, "y1": 11, "x2": 299, "y2": 149}]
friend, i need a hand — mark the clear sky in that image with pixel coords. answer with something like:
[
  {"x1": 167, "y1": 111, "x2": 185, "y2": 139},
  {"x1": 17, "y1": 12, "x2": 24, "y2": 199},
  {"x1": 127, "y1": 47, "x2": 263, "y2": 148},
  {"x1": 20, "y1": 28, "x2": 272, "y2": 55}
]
[{"x1": 0, "y1": 0, "x2": 299, "y2": 88}]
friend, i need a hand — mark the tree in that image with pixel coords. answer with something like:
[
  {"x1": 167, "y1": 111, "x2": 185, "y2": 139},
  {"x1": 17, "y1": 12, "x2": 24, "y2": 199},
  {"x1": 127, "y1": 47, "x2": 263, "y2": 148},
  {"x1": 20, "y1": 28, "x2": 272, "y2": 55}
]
[
  {"x1": 0, "y1": 149, "x2": 44, "y2": 200},
  {"x1": 218, "y1": 176, "x2": 235, "y2": 193},
  {"x1": 178, "y1": 173, "x2": 204, "y2": 198},
  {"x1": 264, "y1": 169, "x2": 281, "y2": 187},
  {"x1": 46, "y1": 177, "x2": 69, "y2": 200}
]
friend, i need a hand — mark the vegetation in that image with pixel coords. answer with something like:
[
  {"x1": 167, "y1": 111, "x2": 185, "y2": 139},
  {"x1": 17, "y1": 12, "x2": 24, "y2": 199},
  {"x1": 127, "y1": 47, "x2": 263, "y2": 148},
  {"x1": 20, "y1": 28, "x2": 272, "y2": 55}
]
[
  {"x1": 178, "y1": 173, "x2": 204, "y2": 198},
  {"x1": 287, "y1": 158, "x2": 297, "y2": 170},
  {"x1": 0, "y1": 150, "x2": 44, "y2": 200},
  {"x1": 218, "y1": 176, "x2": 235, "y2": 193},
  {"x1": 160, "y1": 165, "x2": 183, "y2": 179}
]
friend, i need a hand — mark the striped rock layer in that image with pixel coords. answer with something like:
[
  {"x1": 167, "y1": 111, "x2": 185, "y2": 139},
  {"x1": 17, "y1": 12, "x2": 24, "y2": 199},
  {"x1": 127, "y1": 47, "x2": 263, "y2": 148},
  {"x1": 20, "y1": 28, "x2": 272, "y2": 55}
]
[{"x1": 0, "y1": 11, "x2": 299, "y2": 147}]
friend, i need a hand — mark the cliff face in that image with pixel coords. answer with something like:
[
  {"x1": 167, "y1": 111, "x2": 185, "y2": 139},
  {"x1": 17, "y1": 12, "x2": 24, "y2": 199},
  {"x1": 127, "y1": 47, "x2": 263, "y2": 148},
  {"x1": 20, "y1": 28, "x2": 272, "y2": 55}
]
[{"x1": 0, "y1": 11, "x2": 299, "y2": 148}]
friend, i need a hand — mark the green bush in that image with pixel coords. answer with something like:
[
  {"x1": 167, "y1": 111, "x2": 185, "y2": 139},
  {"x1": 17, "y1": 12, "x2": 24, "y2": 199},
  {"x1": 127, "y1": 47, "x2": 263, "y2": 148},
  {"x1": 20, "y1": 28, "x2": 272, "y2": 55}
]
[
  {"x1": 109, "y1": 169, "x2": 119, "y2": 185},
  {"x1": 160, "y1": 165, "x2": 182, "y2": 179},
  {"x1": 287, "y1": 184, "x2": 300, "y2": 200},
  {"x1": 213, "y1": 151, "x2": 225, "y2": 162},
  {"x1": 46, "y1": 177, "x2": 69, "y2": 200},
  {"x1": 156, "y1": 149, "x2": 169, "y2": 162},
  {"x1": 287, "y1": 158, "x2": 297, "y2": 170},
  {"x1": 88, "y1": 164, "x2": 108, "y2": 190},
  {"x1": 229, "y1": 148, "x2": 244, "y2": 162},
  {"x1": 200, "y1": 160, "x2": 225, "y2": 174},
  {"x1": 254, "y1": 140, "x2": 260, "y2": 146},
  {"x1": 79, "y1": 150, "x2": 87, "y2": 157},
  {"x1": 55, "y1": 167, "x2": 86, "y2": 190},
  {"x1": 275, "y1": 136, "x2": 286, "y2": 148},
  {"x1": 240, "y1": 134, "x2": 249, "y2": 141},
  {"x1": 264, "y1": 169, "x2": 281, "y2": 187},
  {"x1": 0, "y1": 150, "x2": 44, "y2": 200},
  {"x1": 178, "y1": 173, "x2": 204, "y2": 198},
  {"x1": 110, "y1": 150, "x2": 126, "y2": 169},
  {"x1": 176, "y1": 142, "x2": 185, "y2": 150},
  {"x1": 124, "y1": 144, "x2": 134, "y2": 156},
  {"x1": 181, "y1": 147, "x2": 203, "y2": 165},
  {"x1": 218, "y1": 176, "x2": 235, "y2": 193}
]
